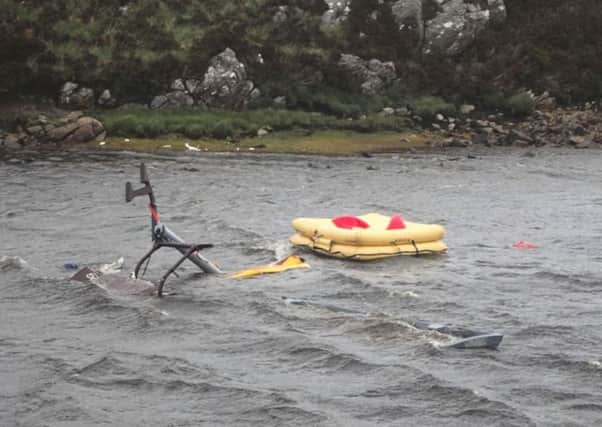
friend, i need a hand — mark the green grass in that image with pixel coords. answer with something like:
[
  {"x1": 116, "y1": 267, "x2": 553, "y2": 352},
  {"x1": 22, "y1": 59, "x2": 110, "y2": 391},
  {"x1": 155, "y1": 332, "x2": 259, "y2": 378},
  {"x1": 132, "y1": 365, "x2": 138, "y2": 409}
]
[
  {"x1": 96, "y1": 108, "x2": 412, "y2": 140},
  {"x1": 93, "y1": 130, "x2": 436, "y2": 155}
]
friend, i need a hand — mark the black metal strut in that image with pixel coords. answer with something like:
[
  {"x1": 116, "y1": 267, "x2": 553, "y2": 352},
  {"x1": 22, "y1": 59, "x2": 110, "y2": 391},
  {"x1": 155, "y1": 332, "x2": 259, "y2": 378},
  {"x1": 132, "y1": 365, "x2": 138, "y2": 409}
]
[{"x1": 126, "y1": 163, "x2": 221, "y2": 296}]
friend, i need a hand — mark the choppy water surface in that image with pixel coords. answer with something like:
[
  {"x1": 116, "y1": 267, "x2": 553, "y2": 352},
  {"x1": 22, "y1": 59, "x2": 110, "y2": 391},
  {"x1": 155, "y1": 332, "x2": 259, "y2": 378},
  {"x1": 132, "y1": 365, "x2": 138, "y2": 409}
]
[{"x1": 1, "y1": 147, "x2": 601, "y2": 426}]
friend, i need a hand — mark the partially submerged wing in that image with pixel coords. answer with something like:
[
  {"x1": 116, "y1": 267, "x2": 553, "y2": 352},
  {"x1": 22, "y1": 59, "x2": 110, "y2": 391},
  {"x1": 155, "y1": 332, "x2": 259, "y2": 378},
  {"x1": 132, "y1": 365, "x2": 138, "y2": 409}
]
[{"x1": 71, "y1": 267, "x2": 157, "y2": 296}]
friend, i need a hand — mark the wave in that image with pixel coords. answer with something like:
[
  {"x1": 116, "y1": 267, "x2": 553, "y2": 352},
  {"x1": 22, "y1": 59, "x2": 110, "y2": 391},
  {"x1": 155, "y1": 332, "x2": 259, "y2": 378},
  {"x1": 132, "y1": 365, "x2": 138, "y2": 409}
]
[
  {"x1": 533, "y1": 270, "x2": 601, "y2": 291},
  {"x1": 515, "y1": 352, "x2": 602, "y2": 380},
  {"x1": 280, "y1": 344, "x2": 384, "y2": 374},
  {"x1": 237, "y1": 404, "x2": 327, "y2": 426},
  {"x1": 361, "y1": 375, "x2": 535, "y2": 425},
  {"x1": 513, "y1": 324, "x2": 575, "y2": 339},
  {"x1": 206, "y1": 218, "x2": 264, "y2": 241},
  {"x1": 280, "y1": 299, "x2": 456, "y2": 348}
]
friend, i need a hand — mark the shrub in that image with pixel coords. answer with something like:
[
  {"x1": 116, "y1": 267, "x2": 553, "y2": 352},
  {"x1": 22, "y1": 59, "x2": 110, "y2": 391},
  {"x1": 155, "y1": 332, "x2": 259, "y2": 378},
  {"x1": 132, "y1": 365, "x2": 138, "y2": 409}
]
[
  {"x1": 411, "y1": 96, "x2": 456, "y2": 117},
  {"x1": 505, "y1": 91, "x2": 535, "y2": 116},
  {"x1": 210, "y1": 119, "x2": 236, "y2": 139},
  {"x1": 481, "y1": 90, "x2": 506, "y2": 111},
  {"x1": 183, "y1": 123, "x2": 208, "y2": 139}
]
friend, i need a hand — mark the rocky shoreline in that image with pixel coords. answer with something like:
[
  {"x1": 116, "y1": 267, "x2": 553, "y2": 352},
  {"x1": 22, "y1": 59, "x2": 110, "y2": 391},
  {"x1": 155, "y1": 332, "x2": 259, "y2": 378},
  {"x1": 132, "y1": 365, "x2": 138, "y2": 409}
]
[
  {"x1": 1, "y1": 99, "x2": 600, "y2": 155},
  {"x1": 427, "y1": 99, "x2": 601, "y2": 150}
]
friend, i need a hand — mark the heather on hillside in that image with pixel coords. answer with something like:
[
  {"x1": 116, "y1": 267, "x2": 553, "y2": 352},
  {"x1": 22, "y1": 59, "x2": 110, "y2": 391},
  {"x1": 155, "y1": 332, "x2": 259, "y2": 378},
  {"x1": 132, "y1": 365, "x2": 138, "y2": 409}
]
[{"x1": 1, "y1": 0, "x2": 600, "y2": 107}]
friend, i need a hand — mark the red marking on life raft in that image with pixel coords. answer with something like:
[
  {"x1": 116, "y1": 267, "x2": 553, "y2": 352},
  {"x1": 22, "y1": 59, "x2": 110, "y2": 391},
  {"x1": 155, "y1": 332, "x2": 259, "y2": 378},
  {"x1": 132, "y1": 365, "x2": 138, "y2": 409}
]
[
  {"x1": 387, "y1": 213, "x2": 406, "y2": 230},
  {"x1": 513, "y1": 240, "x2": 536, "y2": 249},
  {"x1": 332, "y1": 216, "x2": 370, "y2": 229}
]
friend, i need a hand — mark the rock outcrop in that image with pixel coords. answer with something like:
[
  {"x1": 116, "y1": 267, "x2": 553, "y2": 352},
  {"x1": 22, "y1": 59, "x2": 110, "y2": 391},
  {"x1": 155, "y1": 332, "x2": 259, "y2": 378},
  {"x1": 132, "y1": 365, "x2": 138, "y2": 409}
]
[
  {"x1": 322, "y1": 0, "x2": 351, "y2": 26},
  {"x1": 151, "y1": 48, "x2": 259, "y2": 110},
  {"x1": 58, "y1": 82, "x2": 95, "y2": 110},
  {"x1": 338, "y1": 54, "x2": 399, "y2": 95},
  {"x1": 322, "y1": 0, "x2": 507, "y2": 58},
  {"x1": 0, "y1": 111, "x2": 106, "y2": 151},
  {"x1": 423, "y1": 0, "x2": 507, "y2": 57},
  {"x1": 196, "y1": 48, "x2": 259, "y2": 109},
  {"x1": 97, "y1": 89, "x2": 117, "y2": 108},
  {"x1": 150, "y1": 91, "x2": 195, "y2": 109}
]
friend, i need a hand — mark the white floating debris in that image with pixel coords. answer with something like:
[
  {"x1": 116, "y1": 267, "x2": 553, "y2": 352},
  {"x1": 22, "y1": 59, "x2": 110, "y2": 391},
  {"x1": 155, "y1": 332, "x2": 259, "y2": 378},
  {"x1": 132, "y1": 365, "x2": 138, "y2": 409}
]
[
  {"x1": 402, "y1": 291, "x2": 419, "y2": 298},
  {"x1": 99, "y1": 141, "x2": 106, "y2": 146},
  {"x1": 249, "y1": 147, "x2": 255, "y2": 151},
  {"x1": 185, "y1": 143, "x2": 201, "y2": 151},
  {"x1": 124, "y1": 138, "x2": 131, "y2": 143},
  {"x1": 99, "y1": 256, "x2": 124, "y2": 274},
  {"x1": 161, "y1": 145, "x2": 172, "y2": 148}
]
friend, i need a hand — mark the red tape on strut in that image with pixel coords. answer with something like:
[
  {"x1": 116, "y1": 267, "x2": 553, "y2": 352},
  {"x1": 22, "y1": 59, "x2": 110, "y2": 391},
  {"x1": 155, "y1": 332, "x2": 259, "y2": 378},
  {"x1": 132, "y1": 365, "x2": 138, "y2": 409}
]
[{"x1": 149, "y1": 206, "x2": 160, "y2": 222}]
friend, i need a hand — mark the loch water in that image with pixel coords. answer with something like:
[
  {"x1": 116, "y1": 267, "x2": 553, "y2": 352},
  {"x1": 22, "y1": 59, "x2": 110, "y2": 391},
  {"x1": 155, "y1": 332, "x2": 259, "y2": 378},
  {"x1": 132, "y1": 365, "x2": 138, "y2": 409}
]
[{"x1": 1, "y1": 148, "x2": 601, "y2": 426}]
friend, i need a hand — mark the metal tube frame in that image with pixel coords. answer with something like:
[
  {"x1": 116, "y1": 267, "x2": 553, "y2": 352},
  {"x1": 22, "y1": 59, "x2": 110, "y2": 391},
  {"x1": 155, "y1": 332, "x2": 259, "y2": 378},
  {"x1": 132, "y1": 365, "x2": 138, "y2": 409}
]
[{"x1": 134, "y1": 240, "x2": 214, "y2": 296}]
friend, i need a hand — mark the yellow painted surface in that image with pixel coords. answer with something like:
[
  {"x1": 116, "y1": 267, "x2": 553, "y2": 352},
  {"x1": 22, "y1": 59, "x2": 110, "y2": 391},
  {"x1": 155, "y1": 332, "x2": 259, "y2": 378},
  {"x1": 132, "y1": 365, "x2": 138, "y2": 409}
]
[{"x1": 230, "y1": 255, "x2": 310, "y2": 279}]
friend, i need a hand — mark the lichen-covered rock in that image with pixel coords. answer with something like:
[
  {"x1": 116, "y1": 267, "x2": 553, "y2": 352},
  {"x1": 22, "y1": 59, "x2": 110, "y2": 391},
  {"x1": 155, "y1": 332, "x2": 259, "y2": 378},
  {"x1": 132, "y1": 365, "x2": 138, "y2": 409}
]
[
  {"x1": 273, "y1": 96, "x2": 287, "y2": 108},
  {"x1": 150, "y1": 91, "x2": 195, "y2": 109},
  {"x1": 321, "y1": 1, "x2": 505, "y2": 57},
  {"x1": 58, "y1": 82, "x2": 95, "y2": 110},
  {"x1": 97, "y1": 89, "x2": 117, "y2": 108},
  {"x1": 273, "y1": 5, "x2": 289, "y2": 23},
  {"x1": 488, "y1": 0, "x2": 507, "y2": 25},
  {"x1": 195, "y1": 48, "x2": 258, "y2": 110},
  {"x1": 423, "y1": 0, "x2": 507, "y2": 57},
  {"x1": 170, "y1": 78, "x2": 202, "y2": 95},
  {"x1": 338, "y1": 54, "x2": 399, "y2": 96},
  {"x1": 322, "y1": 0, "x2": 351, "y2": 26}
]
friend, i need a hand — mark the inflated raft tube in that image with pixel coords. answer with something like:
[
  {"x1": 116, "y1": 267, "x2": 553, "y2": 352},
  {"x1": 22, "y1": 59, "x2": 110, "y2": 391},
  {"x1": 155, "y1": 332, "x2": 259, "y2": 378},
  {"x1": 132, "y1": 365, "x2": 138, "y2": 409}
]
[
  {"x1": 290, "y1": 233, "x2": 447, "y2": 260},
  {"x1": 292, "y1": 213, "x2": 445, "y2": 247}
]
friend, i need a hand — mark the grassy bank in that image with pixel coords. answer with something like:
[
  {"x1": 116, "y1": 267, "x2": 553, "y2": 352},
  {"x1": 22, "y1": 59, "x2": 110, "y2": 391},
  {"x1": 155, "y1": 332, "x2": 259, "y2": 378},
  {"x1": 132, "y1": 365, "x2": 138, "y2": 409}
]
[
  {"x1": 96, "y1": 130, "x2": 435, "y2": 155},
  {"x1": 91, "y1": 107, "x2": 428, "y2": 154},
  {"x1": 96, "y1": 108, "x2": 412, "y2": 140}
]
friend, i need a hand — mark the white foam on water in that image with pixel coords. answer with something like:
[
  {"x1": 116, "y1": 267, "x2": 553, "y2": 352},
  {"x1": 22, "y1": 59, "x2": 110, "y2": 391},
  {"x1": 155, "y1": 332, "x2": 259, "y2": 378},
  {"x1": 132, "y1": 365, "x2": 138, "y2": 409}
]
[
  {"x1": 588, "y1": 360, "x2": 601, "y2": 369},
  {"x1": 271, "y1": 240, "x2": 294, "y2": 260},
  {"x1": 0, "y1": 255, "x2": 29, "y2": 271}
]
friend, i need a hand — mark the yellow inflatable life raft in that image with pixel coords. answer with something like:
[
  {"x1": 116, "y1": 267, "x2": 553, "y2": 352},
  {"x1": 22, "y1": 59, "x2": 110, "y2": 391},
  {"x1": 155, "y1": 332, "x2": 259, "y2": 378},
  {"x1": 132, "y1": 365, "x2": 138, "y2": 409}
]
[{"x1": 290, "y1": 213, "x2": 447, "y2": 260}]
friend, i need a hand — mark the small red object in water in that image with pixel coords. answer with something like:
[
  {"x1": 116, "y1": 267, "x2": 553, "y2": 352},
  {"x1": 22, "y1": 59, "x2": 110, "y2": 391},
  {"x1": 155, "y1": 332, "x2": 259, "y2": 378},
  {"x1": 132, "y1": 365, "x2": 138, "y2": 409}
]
[
  {"x1": 387, "y1": 213, "x2": 406, "y2": 230},
  {"x1": 332, "y1": 216, "x2": 370, "y2": 229},
  {"x1": 513, "y1": 240, "x2": 537, "y2": 249}
]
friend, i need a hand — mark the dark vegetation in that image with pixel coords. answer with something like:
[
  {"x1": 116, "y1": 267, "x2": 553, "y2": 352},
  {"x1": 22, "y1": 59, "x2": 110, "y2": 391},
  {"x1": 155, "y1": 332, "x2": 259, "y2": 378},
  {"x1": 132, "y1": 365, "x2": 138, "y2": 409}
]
[{"x1": 1, "y1": 0, "x2": 600, "y2": 111}]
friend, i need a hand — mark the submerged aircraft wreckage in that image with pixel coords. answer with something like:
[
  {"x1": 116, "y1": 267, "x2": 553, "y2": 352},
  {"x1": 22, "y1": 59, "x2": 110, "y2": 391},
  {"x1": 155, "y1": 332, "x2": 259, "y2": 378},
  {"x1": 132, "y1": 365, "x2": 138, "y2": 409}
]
[{"x1": 70, "y1": 163, "x2": 502, "y2": 350}]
